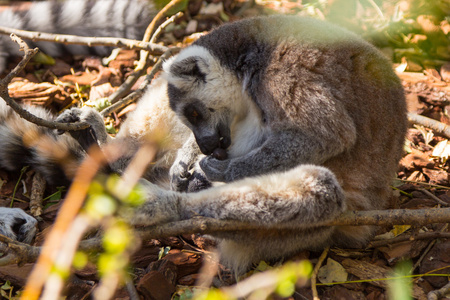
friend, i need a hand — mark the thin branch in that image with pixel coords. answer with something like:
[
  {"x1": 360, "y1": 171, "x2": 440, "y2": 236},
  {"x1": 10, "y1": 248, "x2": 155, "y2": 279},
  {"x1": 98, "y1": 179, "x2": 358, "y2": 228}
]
[
  {"x1": 311, "y1": 247, "x2": 329, "y2": 300},
  {"x1": 107, "y1": 5, "x2": 182, "y2": 105},
  {"x1": 0, "y1": 34, "x2": 90, "y2": 131},
  {"x1": 428, "y1": 281, "x2": 450, "y2": 300},
  {"x1": 408, "y1": 112, "x2": 450, "y2": 139},
  {"x1": 100, "y1": 48, "x2": 177, "y2": 117},
  {"x1": 143, "y1": 0, "x2": 187, "y2": 43},
  {"x1": 368, "y1": 232, "x2": 450, "y2": 248},
  {"x1": 420, "y1": 188, "x2": 450, "y2": 207},
  {"x1": 0, "y1": 26, "x2": 169, "y2": 54},
  {"x1": 134, "y1": 207, "x2": 450, "y2": 240}
]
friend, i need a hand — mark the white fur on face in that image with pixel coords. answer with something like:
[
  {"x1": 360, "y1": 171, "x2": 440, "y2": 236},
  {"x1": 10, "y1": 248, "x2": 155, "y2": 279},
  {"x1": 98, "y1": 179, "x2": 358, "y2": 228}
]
[{"x1": 163, "y1": 45, "x2": 266, "y2": 157}]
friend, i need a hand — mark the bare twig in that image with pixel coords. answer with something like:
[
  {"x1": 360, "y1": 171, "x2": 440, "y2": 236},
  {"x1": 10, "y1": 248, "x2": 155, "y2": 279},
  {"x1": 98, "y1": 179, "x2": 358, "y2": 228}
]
[
  {"x1": 0, "y1": 234, "x2": 40, "y2": 266},
  {"x1": 0, "y1": 26, "x2": 169, "y2": 54},
  {"x1": 143, "y1": 0, "x2": 186, "y2": 43},
  {"x1": 408, "y1": 112, "x2": 450, "y2": 139},
  {"x1": 420, "y1": 189, "x2": 450, "y2": 207},
  {"x1": 30, "y1": 172, "x2": 46, "y2": 217},
  {"x1": 368, "y1": 232, "x2": 450, "y2": 248},
  {"x1": 311, "y1": 247, "x2": 329, "y2": 300},
  {"x1": 0, "y1": 34, "x2": 90, "y2": 131},
  {"x1": 428, "y1": 281, "x2": 450, "y2": 300},
  {"x1": 411, "y1": 224, "x2": 448, "y2": 274},
  {"x1": 108, "y1": 1, "x2": 183, "y2": 105},
  {"x1": 100, "y1": 48, "x2": 177, "y2": 117}
]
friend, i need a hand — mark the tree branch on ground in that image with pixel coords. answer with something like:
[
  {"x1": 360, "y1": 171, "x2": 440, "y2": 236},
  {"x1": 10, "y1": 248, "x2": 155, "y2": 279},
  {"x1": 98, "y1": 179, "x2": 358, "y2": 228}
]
[
  {"x1": 428, "y1": 281, "x2": 450, "y2": 300},
  {"x1": 0, "y1": 34, "x2": 90, "y2": 131},
  {"x1": 311, "y1": 247, "x2": 329, "y2": 300},
  {"x1": 3, "y1": 207, "x2": 449, "y2": 268},
  {"x1": 100, "y1": 48, "x2": 177, "y2": 117},
  {"x1": 0, "y1": 26, "x2": 169, "y2": 54},
  {"x1": 107, "y1": 11, "x2": 181, "y2": 105},
  {"x1": 408, "y1": 112, "x2": 450, "y2": 139}
]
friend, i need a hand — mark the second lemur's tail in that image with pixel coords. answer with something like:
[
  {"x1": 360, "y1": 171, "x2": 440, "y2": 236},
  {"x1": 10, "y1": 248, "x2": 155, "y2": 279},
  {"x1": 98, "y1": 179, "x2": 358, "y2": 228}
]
[{"x1": 0, "y1": 100, "x2": 85, "y2": 186}]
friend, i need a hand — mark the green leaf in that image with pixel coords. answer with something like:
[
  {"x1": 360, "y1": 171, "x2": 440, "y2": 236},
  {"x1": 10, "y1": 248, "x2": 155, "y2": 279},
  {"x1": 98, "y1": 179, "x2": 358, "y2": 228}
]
[{"x1": 33, "y1": 51, "x2": 55, "y2": 66}]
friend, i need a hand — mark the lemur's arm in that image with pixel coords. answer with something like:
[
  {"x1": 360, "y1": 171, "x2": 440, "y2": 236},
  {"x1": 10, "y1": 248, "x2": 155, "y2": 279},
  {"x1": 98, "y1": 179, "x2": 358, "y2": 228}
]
[
  {"x1": 133, "y1": 164, "x2": 345, "y2": 227},
  {"x1": 199, "y1": 126, "x2": 355, "y2": 182}
]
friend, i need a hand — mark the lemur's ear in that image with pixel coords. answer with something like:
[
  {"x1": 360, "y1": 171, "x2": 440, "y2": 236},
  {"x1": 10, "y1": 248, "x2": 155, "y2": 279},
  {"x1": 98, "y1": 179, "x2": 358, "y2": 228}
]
[{"x1": 170, "y1": 56, "x2": 207, "y2": 82}]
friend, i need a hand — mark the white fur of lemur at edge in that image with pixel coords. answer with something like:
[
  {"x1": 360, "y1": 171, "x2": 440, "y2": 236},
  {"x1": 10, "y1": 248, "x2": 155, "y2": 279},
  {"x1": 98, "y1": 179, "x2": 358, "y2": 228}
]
[{"x1": 0, "y1": 15, "x2": 406, "y2": 275}]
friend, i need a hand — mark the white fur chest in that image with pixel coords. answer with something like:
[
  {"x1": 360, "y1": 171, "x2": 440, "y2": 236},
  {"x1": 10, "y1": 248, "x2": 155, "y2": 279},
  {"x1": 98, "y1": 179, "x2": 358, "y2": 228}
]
[{"x1": 228, "y1": 101, "x2": 266, "y2": 158}]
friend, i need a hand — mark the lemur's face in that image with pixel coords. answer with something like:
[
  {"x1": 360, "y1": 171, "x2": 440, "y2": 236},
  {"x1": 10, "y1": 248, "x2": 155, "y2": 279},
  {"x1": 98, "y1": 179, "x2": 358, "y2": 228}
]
[
  {"x1": 163, "y1": 47, "x2": 246, "y2": 157},
  {"x1": 167, "y1": 84, "x2": 232, "y2": 155}
]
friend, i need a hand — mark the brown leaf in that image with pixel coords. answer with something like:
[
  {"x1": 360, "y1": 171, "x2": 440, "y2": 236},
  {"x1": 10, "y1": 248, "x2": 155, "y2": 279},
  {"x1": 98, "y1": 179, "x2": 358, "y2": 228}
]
[
  {"x1": 136, "y1": 270, "x2": 176, "y2": 300},
  {"x1": 89, "y1": 82, "x2": 116, "y2": 101},
  {"x1": 419, "y1": 240, "x2": 450, "y2": 288},
  {"x1": 400, "y1": 149, "x2": 435, "y2": 171},
  {"x1": 322, "y1": 285, "x2": 366, "y2": 300},
  {"x1": 378, "y1": 240, "x2": 429, "y2": 264},
  {"x1": 163, "y1": 251, "x2": 203, "y2": 280},
  {"x1": 8, "y1": 81, "x2": 68, "y2": 107},
  {"x1": 422, "y1": 168, "x2": 449, "y2": 185},
  {"x1": 59, "y1": 72, "x2": 98, "y2": 86}
]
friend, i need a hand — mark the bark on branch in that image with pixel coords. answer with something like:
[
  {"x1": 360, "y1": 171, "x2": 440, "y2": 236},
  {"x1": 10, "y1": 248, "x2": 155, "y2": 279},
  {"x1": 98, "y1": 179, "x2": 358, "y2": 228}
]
[
  {"x1": 0, "y1": 34, "x2": 90, "y2": 131},
  {"x1": 1, "y1": 207, "x2": 449, "y2": 267},
  {"x1": 0, "y1": 26, "x2": 169, "y2": 54},
  {"x1": 408, "y1": 112, "x2": 450, "y2": 139}
]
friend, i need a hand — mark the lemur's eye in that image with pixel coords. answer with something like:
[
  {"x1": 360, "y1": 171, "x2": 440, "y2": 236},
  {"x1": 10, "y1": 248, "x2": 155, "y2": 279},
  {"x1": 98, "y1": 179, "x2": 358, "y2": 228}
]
[
  {"x1": 192, "y1": 110, "x2": 199, "y2": 118},
  {"x1": 208, "y1": 108, "x2": 215, "y2": 112}
]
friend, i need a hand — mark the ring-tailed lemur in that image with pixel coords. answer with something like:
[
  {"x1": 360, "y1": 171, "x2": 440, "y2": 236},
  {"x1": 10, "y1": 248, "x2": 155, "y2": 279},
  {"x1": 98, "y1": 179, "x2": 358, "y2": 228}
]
[
  {"x1": 0, "y1": 0, "x2": 156, "y2": 74},
  {"x1": 133, "y1": 15, "x2": 407, "y2": 274},
  {"x1": 1, "y1": 15, "x2": 406, "y2": 275}
]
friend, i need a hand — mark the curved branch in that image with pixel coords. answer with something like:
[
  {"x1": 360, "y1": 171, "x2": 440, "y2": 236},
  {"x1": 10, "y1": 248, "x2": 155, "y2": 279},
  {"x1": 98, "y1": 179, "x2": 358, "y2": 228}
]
[
  {"x1": 0, "y1": 34, "x2": 90, "y2": 131},
  {"x1": 0, "y1": 26, "x2": 169, "y2": 54}
]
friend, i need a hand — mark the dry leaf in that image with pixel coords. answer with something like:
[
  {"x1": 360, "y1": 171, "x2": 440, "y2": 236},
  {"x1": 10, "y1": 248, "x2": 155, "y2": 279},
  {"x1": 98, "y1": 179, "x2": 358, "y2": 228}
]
[{"x1": 317, "y1": 258, "x2": 348, "y2": 284}]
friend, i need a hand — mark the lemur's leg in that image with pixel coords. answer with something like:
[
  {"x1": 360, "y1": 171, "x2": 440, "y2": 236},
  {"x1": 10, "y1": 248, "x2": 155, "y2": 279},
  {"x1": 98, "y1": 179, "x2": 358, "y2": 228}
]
[{"x1": 133, "y1": 164, "x2": 345, "y2": 227}]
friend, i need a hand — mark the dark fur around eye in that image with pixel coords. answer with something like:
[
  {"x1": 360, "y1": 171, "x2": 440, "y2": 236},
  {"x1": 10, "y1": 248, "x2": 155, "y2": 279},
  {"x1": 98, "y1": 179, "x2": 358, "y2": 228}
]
[{"x1": 184, "y1": 105, "x2": 203, "y2": 125}]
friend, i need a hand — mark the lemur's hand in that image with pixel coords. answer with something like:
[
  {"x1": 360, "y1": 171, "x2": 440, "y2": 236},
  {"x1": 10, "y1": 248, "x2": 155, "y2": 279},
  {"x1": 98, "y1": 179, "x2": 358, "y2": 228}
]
[
  {"x1": 55, "y1": 107, "x2": 108, "y2": 151},
  {"x1": 0, "y1": 208, "x2": 37, "y2": 243},
  {"x1": 199, "y1": 156, "x2": 231, "y2": 182},
  {"x1": 169, "y1": 159, "x2": 193, "y2": 192}
]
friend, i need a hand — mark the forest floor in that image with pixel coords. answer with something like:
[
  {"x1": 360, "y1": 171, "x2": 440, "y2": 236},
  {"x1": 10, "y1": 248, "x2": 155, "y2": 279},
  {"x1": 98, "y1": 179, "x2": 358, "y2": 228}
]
[{"x1": 0, "y1": 0, "x2": 450, "y2": 299}]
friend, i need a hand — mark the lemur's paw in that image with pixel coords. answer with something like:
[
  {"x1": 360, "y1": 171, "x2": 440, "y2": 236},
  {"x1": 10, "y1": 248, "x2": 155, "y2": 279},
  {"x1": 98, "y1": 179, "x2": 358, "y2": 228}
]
[
  {"x1": 169, "y1": 160, "x2": 192, "y2": 192},
  {"x1": 186, "y1": 170, "x2": 212, "y2": 192},
  {"x1": 0, "y1": 208, "x2": 37, "y2": 244},
  {"x1": 199, "y1": 156, "x2": 230, "y2": 182},
  {"x1": 55, "y1": 107, "x2": 107, "y2": 151},
  {"x1": 55, "y1": 107, "x2": 84, "y2": 134}
]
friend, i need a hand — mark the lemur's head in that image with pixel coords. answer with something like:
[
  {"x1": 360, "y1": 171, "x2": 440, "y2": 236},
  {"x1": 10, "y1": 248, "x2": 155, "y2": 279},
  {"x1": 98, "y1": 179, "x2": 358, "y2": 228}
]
[{"x1": 163, "y1": 46, "x2": 248, "y2": 156}]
